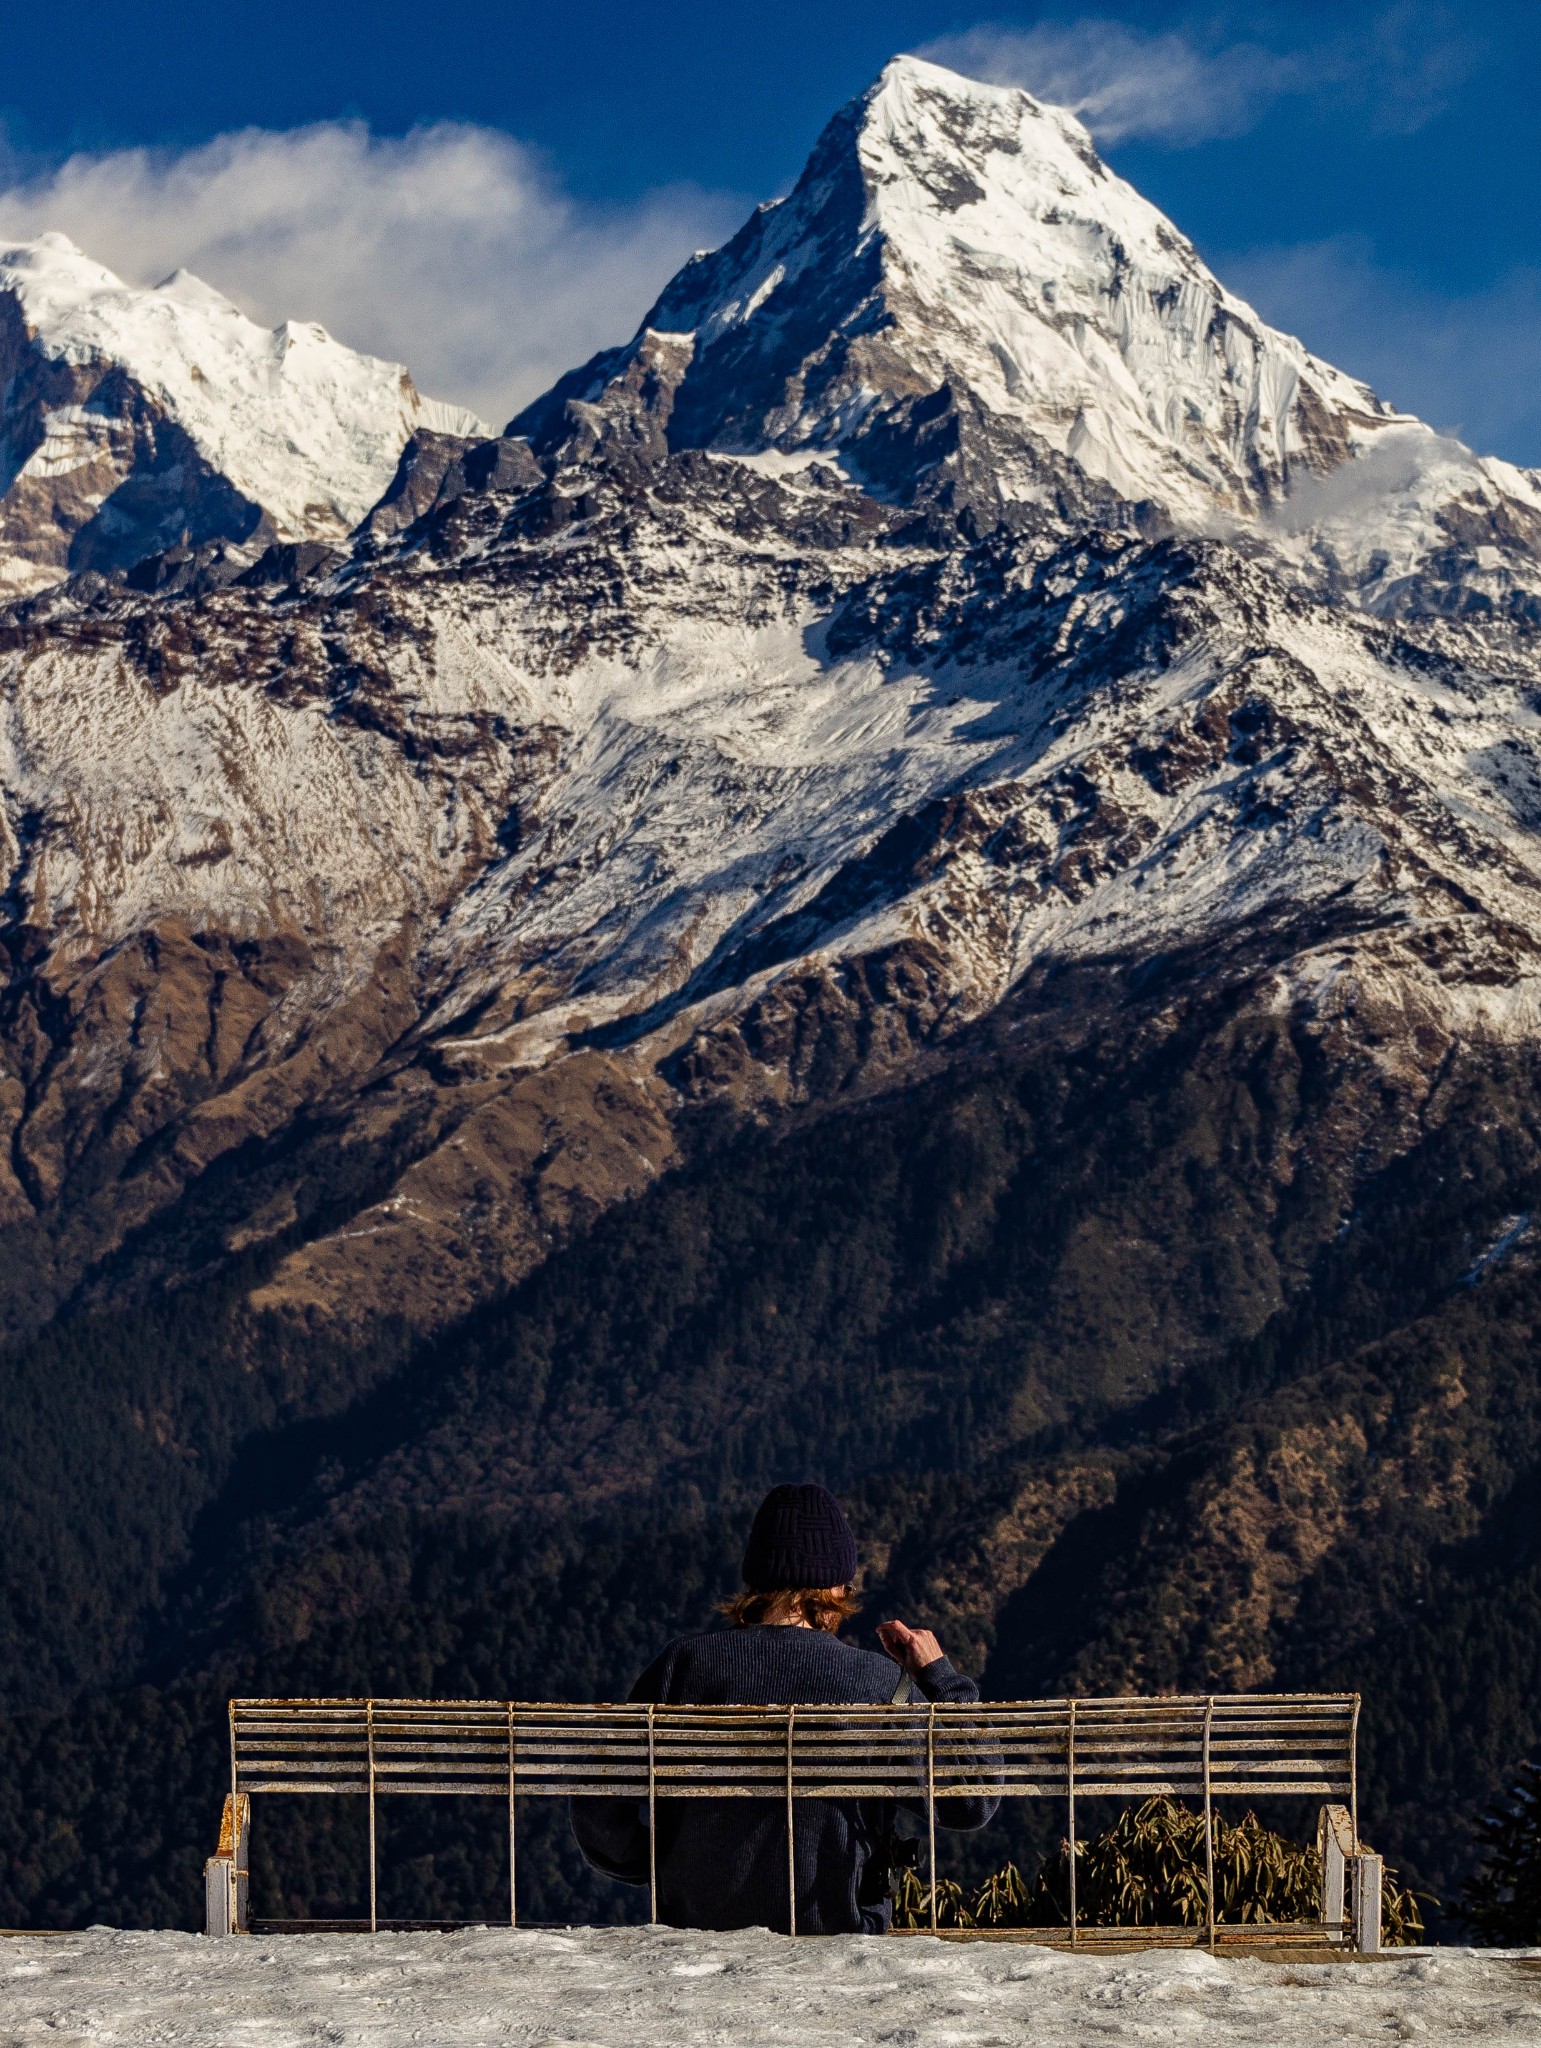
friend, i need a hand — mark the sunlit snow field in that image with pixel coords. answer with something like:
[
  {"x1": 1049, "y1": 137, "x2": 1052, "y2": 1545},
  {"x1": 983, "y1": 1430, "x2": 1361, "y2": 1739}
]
[{"x1": 3, "y1": 1927, "x2": 1540, "y2": 2046}]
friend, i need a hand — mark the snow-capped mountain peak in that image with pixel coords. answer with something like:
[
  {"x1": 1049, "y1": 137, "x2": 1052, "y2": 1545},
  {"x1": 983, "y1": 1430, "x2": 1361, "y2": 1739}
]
[
  {"x1": 151, "y1": 266, "x2": 247, "y2": 316},
  {"x1": 516, "y1": 56, "x2": 1397, "y2": 528},
  {"x1": 0, "y1": 232, "x2": 487, "y2": 593},
  {"x1": 511, "y1": 54, "x2": 1541, "y2": 621},
  {"x1": 850, "y1": 57, "x2": 1389, "y2": 500}
]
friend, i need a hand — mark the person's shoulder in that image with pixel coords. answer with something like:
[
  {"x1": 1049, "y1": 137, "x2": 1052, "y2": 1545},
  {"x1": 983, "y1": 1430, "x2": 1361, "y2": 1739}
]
[
  {"x1": 819, "y1": 1633, "x2": 905, "y2": 1696},
  {"x1": 624, "y1": 1631, "x2": 720, "y2": 1702},
  {"x1": 648, "y1": 1627, "x2": 736, "y2": 1672},
  {"x1": 663, "y1": 1627, "x2": 736, "y2": 1654}
]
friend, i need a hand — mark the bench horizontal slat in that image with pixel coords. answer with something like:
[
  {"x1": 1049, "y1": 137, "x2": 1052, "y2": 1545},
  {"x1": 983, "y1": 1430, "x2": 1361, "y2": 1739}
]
[
  {"x1": 228, "y1": 1748, "x2": 1354, "y2": 1773},
  {"x1": 239, "y1": 1776, "x2": 1353, "y2": 1800},
  {"x1": 232, "y1": 1692, "x2": 1354, "y2": 1709}
]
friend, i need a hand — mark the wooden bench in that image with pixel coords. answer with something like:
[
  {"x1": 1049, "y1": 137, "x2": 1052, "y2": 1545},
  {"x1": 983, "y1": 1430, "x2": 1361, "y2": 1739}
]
[{"x1": 206, "y1": 1690, "x2": 1385, "y2": 1950}]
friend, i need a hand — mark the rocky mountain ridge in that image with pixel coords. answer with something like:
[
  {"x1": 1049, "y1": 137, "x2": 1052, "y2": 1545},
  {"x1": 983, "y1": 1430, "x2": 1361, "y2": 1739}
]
[{"x1": 0, "y1": 233, "x2": 485, "y2": 596}]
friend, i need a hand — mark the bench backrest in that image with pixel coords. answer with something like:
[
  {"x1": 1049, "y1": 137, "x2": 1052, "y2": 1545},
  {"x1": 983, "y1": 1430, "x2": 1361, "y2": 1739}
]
[{"x1": 231, "y1": 1692, "x2": 1356, "y2": 1806}]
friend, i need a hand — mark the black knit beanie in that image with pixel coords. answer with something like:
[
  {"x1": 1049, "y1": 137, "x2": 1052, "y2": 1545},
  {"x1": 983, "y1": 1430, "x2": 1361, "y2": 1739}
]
[{"x1": 741, "y1": 1483, "x2": 858, "y2": 1591}]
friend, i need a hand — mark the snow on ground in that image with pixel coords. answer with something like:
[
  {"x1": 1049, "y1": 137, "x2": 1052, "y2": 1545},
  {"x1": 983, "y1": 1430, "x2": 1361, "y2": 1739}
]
[{"x1": 3, "y1": 1927, "x2": 1540, "y2": 2047}]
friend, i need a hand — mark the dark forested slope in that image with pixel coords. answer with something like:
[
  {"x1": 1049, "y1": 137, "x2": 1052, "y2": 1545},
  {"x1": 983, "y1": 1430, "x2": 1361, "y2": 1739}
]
[{"x1": 4, "y1": 963, "x2": 1541, "y2": 1931}]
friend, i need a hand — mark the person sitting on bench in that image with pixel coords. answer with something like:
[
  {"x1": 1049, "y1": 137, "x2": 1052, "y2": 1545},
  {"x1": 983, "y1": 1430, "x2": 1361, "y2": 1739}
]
[{"x1": 569, "y1": 1482, "x2": 998, "y2": 1933}]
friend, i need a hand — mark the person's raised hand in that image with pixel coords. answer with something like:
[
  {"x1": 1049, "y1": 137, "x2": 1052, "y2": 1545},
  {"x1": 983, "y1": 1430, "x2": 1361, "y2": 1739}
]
[{"x1": 877, "y1": 1619, "x2": 944, "y2": 1675}]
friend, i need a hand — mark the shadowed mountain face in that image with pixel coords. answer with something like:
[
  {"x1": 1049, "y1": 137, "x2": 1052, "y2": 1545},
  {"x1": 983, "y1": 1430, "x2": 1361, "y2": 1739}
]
[{"x1": 4, "y1": 56, "x2": 1541, "y2": 1933}]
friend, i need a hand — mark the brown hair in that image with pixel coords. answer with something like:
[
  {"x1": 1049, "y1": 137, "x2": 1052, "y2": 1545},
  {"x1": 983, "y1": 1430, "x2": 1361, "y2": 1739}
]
[{"x1": 720, "y1": 1585, "x2": 861, "y2": 1633}]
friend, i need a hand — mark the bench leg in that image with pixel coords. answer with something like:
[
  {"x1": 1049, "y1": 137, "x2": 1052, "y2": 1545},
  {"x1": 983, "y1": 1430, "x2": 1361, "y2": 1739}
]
[
  {"x1": 205, "y1": 1853, "x2": 237, "y2": 1936},
  {"x1": 1352, "y1": 1852, "x2": 1383, "y2": 1954},
  {"x1": 204, "y1": 1794, "x2": 250, "y2": 1935},
  {"x1": 1318, "y1": 1803, "x2": 1353, "y2": 1937}
]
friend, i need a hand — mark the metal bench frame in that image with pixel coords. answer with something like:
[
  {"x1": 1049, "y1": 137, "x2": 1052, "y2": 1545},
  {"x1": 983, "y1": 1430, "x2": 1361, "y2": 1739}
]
[{"x1": 206, "y1": 1690, "x2": 1385, "y2": 1949}]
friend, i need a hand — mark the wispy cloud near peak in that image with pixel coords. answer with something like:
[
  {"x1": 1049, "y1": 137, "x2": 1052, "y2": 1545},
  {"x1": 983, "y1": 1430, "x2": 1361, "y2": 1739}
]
[
  {"x1": 920, "y1": 8, "x2": 1480, "y2": 148},
  {"x1": 920, "y1": 21, "x2": 1295, "y2": 145}
]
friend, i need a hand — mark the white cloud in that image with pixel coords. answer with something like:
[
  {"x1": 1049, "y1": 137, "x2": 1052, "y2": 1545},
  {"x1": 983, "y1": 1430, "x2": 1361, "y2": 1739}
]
[
  {"x1": 920, "y1": 7, "x2": 1479, "y2": 146},
  {"x1": 1265, "y1": 423, "x2": 1480, "y2": 536},
  {"x1": 0, "y1": 123, "x2": 748, "y2": 425},
  {"x1": 1226, "y1": 236, "x2": 1541, "y2": 467},
  {"x1": 920, "y1": 21, "x2": 1297, "y2": 145}
]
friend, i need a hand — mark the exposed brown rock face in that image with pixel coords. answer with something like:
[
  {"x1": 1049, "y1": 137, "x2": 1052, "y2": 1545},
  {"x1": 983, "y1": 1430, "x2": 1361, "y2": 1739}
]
[
  {"x1": 250, "y1": 1050, "x2": 678, "y2": 1328},
  {"x1": 2, "y1": 483, "x2": 1540, "y2": 1351}
]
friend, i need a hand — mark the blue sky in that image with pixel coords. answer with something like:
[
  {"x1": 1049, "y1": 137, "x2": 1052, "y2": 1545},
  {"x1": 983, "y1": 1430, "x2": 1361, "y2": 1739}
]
[{"x1": 1, "y1": 1, "x2": 1537, "y2": 458}]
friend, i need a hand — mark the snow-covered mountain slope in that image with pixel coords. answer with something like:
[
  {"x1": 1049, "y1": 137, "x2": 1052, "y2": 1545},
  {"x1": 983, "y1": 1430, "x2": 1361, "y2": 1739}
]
[
  {"x1": 514, "y1": 56, "x2": 1541, "y2": 618},
  {"x1": 6, "y1": 449, "x2": 1541, "y2": 1327},
  {"x1": 0, "y1": 233, "x2": 486, "y2": 594},
  {"x1": 2, "y1": 57, "x2": 1541, "y2": 1330}
]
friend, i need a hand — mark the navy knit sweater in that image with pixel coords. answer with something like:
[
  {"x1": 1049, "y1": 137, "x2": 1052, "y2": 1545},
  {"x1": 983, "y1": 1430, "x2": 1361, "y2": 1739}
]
[{"x1": 569, "y1": 1625, "x2": 998, "y2": 1935}]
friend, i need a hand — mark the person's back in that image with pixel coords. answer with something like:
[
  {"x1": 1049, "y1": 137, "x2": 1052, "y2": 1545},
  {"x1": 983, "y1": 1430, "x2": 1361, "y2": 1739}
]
[{"x1": 569, "y1": 1484, "x2": 997, "y2": 1934}]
